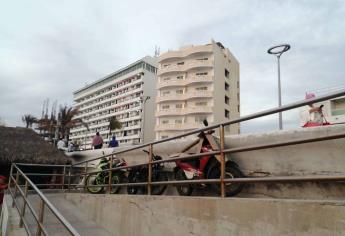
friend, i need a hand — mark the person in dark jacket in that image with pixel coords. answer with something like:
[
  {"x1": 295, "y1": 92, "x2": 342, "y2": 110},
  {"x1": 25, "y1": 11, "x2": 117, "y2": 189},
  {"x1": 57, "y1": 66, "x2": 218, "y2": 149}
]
[{"x1": 108, "y1": 135, "x2": 119, "y2": 148}]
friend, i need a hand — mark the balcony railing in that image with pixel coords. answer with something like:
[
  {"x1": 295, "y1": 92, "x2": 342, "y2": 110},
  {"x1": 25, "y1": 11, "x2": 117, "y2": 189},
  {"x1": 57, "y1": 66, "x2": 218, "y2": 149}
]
[
  {"x1": 155, "y1": 106, "x2": 213, "y2": 117},
  {"x1": 157, "y1": 76, "x2": 214, "y2": 89},
  {"x1": 156, "y1": 91, "x2": 213, "y2": 103},
  {"x1": 155, "y1": 123, "x2": 201, "y2": 131},
  {"x1": 158, "y1": 60, "x2": 213, "y2": 75}
]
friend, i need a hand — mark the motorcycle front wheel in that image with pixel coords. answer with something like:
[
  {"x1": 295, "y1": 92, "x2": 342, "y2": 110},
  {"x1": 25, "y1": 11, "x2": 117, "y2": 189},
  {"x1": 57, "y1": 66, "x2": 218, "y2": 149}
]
[
  {"x1": 175, "y1": 168, "x2": 193, "y2": 196},
  {"x1": 86, "y1": 174, "x2": 104, "y2": 194}
]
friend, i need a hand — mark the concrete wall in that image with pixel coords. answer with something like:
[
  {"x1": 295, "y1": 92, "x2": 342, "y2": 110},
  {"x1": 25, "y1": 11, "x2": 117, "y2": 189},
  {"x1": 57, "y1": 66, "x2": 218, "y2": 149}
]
[
  {"x1": 68, "y1": 124, "x2": 345, "y2": 199},
  {"x1": 65, "y1": 193, "x2": 345, "y2": 236}
]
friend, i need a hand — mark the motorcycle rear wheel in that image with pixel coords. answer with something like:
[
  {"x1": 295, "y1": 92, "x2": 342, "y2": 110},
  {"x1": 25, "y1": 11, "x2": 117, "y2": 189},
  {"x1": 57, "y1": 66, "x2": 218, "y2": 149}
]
[
  {"x1": 208, "y1": 164, "x2": 244, "y2": 197},
  {"x1": 175, "y1": 168, "x2": 193, "y2": 196},
  {"x1": 110, "y1": 174, "x2": 122, "y2": 194},
  {"x1": 151, "y1": 171, "x2": 168, "y2": 195}
]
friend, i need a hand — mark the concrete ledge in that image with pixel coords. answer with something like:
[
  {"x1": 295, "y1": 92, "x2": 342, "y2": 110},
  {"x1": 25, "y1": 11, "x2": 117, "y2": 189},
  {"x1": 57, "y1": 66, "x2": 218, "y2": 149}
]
[
  {"x1": 1, "y1": 195, "x2": 26, "y2": 236},
  {"x1": 64, "y1": 193, "x2": 345, "y2": 236}
]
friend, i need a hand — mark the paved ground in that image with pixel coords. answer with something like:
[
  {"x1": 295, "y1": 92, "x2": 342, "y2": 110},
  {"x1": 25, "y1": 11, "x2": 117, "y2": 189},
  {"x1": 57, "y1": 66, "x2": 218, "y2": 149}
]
[{"x1": 12, "y1": 193, "x2": 111, "y2": 236}]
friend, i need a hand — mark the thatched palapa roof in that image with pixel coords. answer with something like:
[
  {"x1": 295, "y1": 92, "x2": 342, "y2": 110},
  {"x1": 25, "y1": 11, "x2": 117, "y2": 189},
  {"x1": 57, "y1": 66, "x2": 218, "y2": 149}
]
[{"x1": 0, "y1": 127, "x2": 71, "y2": 166}]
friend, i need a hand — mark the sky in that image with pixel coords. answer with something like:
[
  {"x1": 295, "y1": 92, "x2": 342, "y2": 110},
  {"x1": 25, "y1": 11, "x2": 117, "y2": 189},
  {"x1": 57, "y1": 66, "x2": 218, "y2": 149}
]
[{"x1": 0, "y1": 0, "x2": 344, "y2": 133}]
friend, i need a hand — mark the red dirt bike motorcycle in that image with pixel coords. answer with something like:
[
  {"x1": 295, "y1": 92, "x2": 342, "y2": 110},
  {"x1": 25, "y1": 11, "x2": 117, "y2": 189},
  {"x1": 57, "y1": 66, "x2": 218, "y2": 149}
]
[{"x1": 172, "y1": 120, "x2": 245, "y2": 196}]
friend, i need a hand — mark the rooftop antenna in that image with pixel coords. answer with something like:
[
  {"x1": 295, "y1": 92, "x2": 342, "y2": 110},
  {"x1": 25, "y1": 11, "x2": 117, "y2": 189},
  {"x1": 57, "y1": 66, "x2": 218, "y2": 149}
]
[{"x1": 154, "y1": 45, "x2": 160, "y2": 57}]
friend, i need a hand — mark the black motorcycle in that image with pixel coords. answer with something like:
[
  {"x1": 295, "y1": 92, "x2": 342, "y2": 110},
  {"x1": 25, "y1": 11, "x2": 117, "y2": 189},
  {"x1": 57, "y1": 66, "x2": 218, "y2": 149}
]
[{"x1": 127, "y1": 150, "x2": 168, "y2": 195}]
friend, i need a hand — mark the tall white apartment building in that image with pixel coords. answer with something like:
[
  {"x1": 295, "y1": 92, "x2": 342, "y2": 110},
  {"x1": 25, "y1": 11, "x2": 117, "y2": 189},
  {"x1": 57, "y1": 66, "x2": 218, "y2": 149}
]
[
  {"x1": 70, "y1": 56, "x2": 158, "y2": 147},
  {"x1": 155, "y1": 40, "x2": 240, "y2": 140}
]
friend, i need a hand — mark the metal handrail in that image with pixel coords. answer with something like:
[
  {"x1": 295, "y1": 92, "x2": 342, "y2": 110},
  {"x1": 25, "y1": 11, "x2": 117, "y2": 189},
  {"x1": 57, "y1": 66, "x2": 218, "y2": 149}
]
[
  {"x1": 8, "y1": 164, "x2": 80, "y2": 236},
  {"x1": 72, "y1": 89, "x2": 345, "y2": 166}
]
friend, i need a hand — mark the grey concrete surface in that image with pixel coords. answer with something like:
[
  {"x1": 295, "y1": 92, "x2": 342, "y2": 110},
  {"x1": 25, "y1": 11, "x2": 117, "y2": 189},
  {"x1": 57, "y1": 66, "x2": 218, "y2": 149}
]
[{"x1": 64, "y1": 193, "x2": 345, "y2": 236}]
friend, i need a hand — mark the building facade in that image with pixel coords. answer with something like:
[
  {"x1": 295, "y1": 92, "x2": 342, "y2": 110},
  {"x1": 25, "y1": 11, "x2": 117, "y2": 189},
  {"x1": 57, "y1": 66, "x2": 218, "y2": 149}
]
[
  {"x1": 155, "y1": 40, "x2": 240, "y2": 140},
  {"x1": 70, "y1": 56, "x2": 158, "y2": 147}
]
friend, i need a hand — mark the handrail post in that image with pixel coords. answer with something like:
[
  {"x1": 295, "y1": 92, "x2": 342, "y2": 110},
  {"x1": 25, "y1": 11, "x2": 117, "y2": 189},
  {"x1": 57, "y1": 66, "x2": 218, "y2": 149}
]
[
  {"x1": 19, "y1": 179, "x2": 29, "y2": 227},
  {"x1": 8, "y1": 163, "x2": 13, "y2": 188},
  {"x1": 108, "y1": 155, "x2": 113, "y2": 194},
  {"x1": 67, "y1": 165, "x2": 72, "y2": 192},
  {"x1": 219, "y1": 125, "x2": 226, "y2": 198},
  {"x1": 12, "y1": 169, "x2": 20, "y2": 208},
  {"x1": 147, "y1": 144, "x2": 153, "y2": 195},
  {"x1": 36, "y1": 198, "x2": 45, "y2": 236},
  {"x1": 62, "y1": 165, "x2": 66, "y2": 190},
  {"x1": 83, "y1": 162, "x2": 88, "y2": 193}
]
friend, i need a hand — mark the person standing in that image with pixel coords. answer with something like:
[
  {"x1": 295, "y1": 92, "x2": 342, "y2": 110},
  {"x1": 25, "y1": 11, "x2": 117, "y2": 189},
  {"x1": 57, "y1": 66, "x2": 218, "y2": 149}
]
[
  {"x1": 92, "y1": 132, "x2": 103, "y2": 149},
  {"x1": 108, "y1": 135, "x2": 119, "y2": 148}
]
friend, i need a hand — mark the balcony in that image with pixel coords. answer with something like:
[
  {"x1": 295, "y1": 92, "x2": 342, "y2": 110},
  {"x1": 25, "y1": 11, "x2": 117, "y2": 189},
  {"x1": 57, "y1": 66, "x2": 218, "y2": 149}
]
[
  {"x1": 158, "y1": 61, "x2": 213, "y2": 75},
  {"x1": 155, "y1": 106, "x2": 213, "y2": 117},
  {"x1": 157, "y1": 76, "x2": 214, "y2": 89},
  {"x1": 156, "y1": 91, "x2": 213, "y2": 103},
  {"x1": 155, "y1": 123, "x2": 201, "y2": 131},
  {"x1": 158, "y1": 44, "x2": 213, "y2": 62}
]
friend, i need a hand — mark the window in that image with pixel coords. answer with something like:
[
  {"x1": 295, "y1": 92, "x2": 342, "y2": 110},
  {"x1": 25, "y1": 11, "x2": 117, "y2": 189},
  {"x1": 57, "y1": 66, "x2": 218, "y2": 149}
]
[
  {"x1": 225, "y1": 69, "x2": 230, "y2": 78},
  {"x1": 196, "y1": 72, "x2": 208, "y2": 76},
  {"x1": 162, "y1": 120, "x2": 169, "y2": 124},
  {"x1": 175, "y1": 119, "x2": 182, "y2": 124},
  {"x1": 195, "y1": 87, "x2": 208, "y2": 91},
  {"x1": 176, "y1": 89, "x2": 183, "y2": 94},
  {"x1": 195, "y1": 102, "x2": 207, "y2": 106},
  {"x1": 162, "y1": 105, "x2": 170, "y2": 109},
  {"x1": 176, "y1": 104, "x2": 183, "y2": 108},
  {"x1": 163, "y1": 64, "x2": 170, "y2": 68},
  {"x1": 225, "y1": 82, "x2": 229, "y2": 91},
  {"x1": 225, "y1": 96, "x2": 229, "y2": 105},
  {"x1": 225, "y1": 109, "x2": 230, "y2": 118},
  {"x1": 196, "y1": 58, "x2": 208, "y2": 61},
  {"x1": 177, "y1": 62, "x2": 185, "y2": 65},
  {"x1": 162, "y1": 91, "x2": 170, "y2": 96},
  {"x1": 163, "y1": 77, "x2": 171, "y2": 81},
  {"x1": 161, "y1": 135, "x2": 169, "y2": 139},
  {"x1": 237, "y1": 81, "x2": 239, "y2": 89},
  {"x1": 238, "y1": 105, "x2": 240, "y2": 113},
  {"x1": 176, "y1": 75, "x2": 184, "y2": 80}
]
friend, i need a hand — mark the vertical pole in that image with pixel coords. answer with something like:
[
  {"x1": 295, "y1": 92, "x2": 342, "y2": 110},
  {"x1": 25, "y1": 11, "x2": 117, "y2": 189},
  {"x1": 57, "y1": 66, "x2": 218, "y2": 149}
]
[
  {"x1": 12, "y1": 170, "x2": 19, "y2": 208},
  {"x1": 36, "y1": 199, "x2": 45, "y2": 236},
  {"x1": 277, "y1": 55, "x2": 283, "y2": 130},
  {"x1": 147, "y1": 144, "x2": 153, "y2": 195},
  {"x1": 219, "y1": 125, "x2": 226, "y2": 198},
  {"x1": 8, "y1": 164, "x2": 13, "y2": 189},
  {"x1": 83, "y1": 162, "x2": 88, "y2": 193},
  {"x1": 108, "y1": 156, "x2": 113, "y2": 194},
  {"x1": 62, "y1": 166, "x2": 66, "y2": 190},
  {"x1": 19, "y1": 180, "x2": 29, "y2": 227},
  {"x1": 67, "y1": 165, "x2": 72, "y2": 192}
]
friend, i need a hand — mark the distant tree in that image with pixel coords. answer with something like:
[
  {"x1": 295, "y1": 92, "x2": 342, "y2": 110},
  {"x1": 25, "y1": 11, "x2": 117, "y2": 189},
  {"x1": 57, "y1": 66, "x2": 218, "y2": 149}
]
[
  {"x1": 59, "y1": 105, "x2": 88, "y2": 140},
  {"x1": 108, "y1": 116, "x2": 122, "y2": 136},
  {"x1": 22, "y1": 114, "x2": 38, "y2": 128}
]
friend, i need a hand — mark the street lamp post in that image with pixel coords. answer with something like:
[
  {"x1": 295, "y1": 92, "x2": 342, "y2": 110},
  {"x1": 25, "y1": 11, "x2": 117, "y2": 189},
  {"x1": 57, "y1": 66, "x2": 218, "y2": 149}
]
[
  {"x1": 140, "y1": 96, "x2": 150, "y2": 144},
  {"x1": 268, "y1": 44, "x2": 291, "y2": 130}
]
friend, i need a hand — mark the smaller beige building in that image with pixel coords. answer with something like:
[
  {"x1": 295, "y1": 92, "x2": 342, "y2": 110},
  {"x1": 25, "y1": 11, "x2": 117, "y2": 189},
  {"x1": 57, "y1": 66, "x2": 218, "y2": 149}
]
[{"x1": 155, "y1": 40, "x2": 240, "y2": 140}]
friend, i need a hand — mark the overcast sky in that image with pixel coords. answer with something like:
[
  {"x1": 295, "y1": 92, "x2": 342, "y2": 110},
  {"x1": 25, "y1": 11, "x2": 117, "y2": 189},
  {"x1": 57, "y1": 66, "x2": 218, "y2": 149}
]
[{"x1": 1, "y1": 0, "x2": 344, "y2": 133}]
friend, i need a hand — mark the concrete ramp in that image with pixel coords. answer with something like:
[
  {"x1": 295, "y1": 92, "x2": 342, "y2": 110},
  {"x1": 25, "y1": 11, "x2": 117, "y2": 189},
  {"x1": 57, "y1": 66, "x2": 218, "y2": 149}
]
[{"x1": 2, "y1": 193, "x2": 111, "y2": 236}]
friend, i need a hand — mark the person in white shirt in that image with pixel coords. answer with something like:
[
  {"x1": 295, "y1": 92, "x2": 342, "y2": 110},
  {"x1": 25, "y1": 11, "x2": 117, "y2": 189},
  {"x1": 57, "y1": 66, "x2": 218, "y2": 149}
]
[{"x1": 57, "y1": 138, "x2": 67, "y2": 151}]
